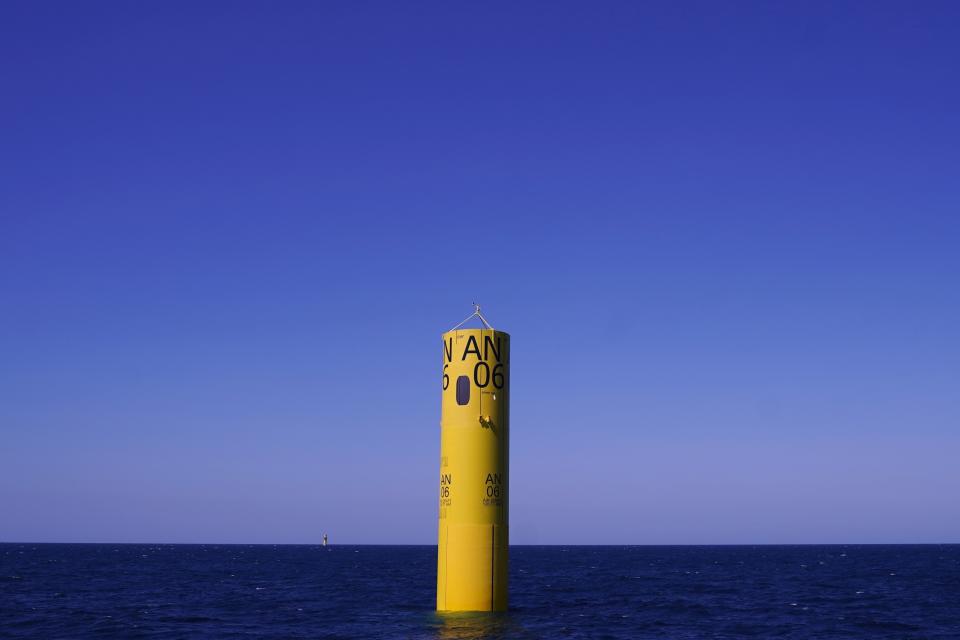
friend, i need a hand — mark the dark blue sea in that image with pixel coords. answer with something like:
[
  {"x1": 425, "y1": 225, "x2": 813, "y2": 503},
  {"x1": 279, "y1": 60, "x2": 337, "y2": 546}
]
[{"x1": 2, "y1": 544, "x2": 958, "y2": 639}]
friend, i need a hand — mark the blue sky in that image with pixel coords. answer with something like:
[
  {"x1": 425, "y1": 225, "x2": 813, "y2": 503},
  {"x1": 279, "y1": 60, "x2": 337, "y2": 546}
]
[{"x1": 1, "y1": 2, "x2": 958, "y2": 544}]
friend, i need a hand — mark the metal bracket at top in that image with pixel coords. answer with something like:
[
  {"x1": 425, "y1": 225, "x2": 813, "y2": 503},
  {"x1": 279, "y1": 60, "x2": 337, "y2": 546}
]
[{"x1": 450, "y1": 303, "x2": 494, "y2": 331}]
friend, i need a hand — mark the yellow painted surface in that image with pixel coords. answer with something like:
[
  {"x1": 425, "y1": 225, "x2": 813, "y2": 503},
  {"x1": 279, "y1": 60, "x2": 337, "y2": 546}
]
[{"x1": 437, "y1": 328, "x2": 509, "y2": 611}]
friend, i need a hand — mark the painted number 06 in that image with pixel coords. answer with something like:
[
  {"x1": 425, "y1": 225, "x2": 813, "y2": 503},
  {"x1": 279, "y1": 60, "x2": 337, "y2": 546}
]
[{"x1": 473, "y1": 362, "x2": 504, "y2": 389}]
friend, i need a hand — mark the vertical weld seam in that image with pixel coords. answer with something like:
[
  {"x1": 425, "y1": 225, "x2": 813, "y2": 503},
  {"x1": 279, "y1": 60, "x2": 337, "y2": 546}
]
[
  {"x1": 444, "y1": 523, "x2": 449, "y2": 608},
  {"x1": 491, "y1": 524, "x2": 495, "y2": 608}
]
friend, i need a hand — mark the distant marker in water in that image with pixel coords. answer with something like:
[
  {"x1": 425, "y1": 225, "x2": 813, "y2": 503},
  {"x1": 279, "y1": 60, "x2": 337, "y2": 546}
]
[
  {"x1": 436, "y1": 305, "x2": 509, "y2": 612},
  {"x1": 322, "y1": 533, "x2": 328, "y2": 547}
]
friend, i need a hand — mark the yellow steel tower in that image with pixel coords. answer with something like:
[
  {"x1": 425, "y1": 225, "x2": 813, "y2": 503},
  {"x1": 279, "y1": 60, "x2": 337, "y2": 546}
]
[{"x1": 437, "y1": 306, "x2": 509, "y2": 612}]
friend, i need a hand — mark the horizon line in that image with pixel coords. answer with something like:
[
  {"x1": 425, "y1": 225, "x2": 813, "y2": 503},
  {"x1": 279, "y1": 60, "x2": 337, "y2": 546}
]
[{"x1": 2, "y1": 541, "x2": 958, "y2": 547}]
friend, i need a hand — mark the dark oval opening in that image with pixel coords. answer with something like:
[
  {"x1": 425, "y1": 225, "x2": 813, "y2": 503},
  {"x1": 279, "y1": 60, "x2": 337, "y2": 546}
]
[{"x1": 456, "y1": 376, "x2": 470, "y2": 405}]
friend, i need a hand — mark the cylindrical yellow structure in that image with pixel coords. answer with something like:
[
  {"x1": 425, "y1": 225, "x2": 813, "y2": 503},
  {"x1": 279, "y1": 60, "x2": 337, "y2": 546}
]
[{"x1": 437, "y1": 326, "x2": 509, "y2": 611}]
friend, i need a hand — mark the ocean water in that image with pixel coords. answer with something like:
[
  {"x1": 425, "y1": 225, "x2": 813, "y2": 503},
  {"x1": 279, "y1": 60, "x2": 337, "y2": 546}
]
[{"x1": 1, "y1": 544, "x2": 958, "y2": 639}]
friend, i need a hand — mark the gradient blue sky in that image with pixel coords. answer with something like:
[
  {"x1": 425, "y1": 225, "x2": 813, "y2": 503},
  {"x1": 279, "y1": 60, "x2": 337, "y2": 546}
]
[{"x1": 1, "y1": 2, "x2": 958, "y2": 544}]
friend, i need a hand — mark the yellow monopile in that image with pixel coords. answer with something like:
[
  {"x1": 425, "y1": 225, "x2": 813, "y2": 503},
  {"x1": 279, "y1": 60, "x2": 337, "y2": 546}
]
[{"x1": 436, "y1": 314, "x2": 509, "y2": 612}]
